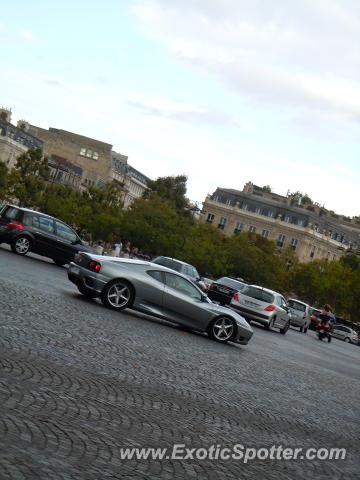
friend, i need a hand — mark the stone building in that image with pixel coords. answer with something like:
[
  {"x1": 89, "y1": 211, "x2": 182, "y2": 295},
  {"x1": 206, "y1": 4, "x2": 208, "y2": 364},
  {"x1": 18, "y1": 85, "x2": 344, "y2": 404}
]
[
  {"x1": 0, "y1": 108, "x2": 43, "y2": 169},
  {"x1": 110, "y1": 151, "x2": 149, "y2": 208},
  {"x1": 201, "y1": 182, "x2": 360, "y2": 263},
  {"x1": 26, "y1": 122, "x2": 113, "y2": 189}
]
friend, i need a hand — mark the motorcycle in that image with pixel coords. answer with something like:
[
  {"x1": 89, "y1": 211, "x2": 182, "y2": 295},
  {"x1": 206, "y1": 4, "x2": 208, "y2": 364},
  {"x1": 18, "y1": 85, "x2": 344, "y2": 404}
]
[{"x1": 317, "y1": 320, "x2": 332, "y2": 343}]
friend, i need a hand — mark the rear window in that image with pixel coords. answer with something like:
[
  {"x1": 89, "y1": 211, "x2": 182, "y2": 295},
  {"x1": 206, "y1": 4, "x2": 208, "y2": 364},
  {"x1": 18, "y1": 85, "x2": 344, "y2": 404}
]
[
  {"x1": 1, "y1": 206, "x2": 23, "y2": 221},
  {"x1": 288, "y1": 300, "x2": 306, "y2": 312},
  {"x1": 218, "y1": 277, "x2": 246, "y2": 291},
  {"x1": 242, "y1": 286, "x2": 275, "y2": 304}
]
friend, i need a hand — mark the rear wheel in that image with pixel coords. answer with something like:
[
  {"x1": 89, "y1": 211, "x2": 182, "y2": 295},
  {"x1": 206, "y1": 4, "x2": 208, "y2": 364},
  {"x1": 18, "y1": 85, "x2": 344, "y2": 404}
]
[
  {"x1": 208, "y1": 316, "x2": 236, "y2": 343},
  {"x1": 300, "y1": 326, "x2": 304, "y2": 333},
  {"x1": 280, "y1": 322, "x2": 289, "y2": 335},
  {"x1": 11, "y1": 236, "x2": 31, "y2": 255},
  {"x1": 328, "y1": 335, "x2": 332, "y2": 343},
  {"x1": 101, "y1": 279, "x2": 134, "y2": 311},
  {"x1": 78, "y1": 283, "x2": 99, "y2": 299},
  {"x1": 303, "y1": 326, "x2": 308, "y2": 334}
]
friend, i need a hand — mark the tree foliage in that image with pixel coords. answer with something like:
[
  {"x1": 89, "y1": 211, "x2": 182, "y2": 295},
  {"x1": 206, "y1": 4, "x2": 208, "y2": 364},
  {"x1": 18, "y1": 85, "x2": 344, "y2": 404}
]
[{"x1": 144, "y1": 174, "x2": 188, "y2": 210}]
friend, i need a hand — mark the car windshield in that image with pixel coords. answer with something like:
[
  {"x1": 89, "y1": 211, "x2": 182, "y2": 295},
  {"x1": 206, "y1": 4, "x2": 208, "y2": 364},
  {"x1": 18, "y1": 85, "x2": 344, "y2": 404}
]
[
  {"x1": 288, "y1": 300, "x2": 306, "y2": 312},
  {"x1": 153, "y1": 257, "x2": 183, "y2": 273},
  {"x1": 218, "y1": 277, "x2": 245, "y2": 290},
  {"x1": 242, "y1": 286, "x2": 275, "y2": 303}
]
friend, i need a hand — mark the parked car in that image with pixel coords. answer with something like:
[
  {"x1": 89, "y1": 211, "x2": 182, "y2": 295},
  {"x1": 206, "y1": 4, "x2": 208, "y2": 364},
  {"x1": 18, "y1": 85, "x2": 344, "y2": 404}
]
[
  {"x1": 200, "y1": 277, "x2": 214, "y2": 291},
  {"x1": 0, "y1": 204, "x2": 95, "y2": 265},
  {"x1": 207, "y1": 277, "x2": 247, "y2": 306},
  {"x1": 287, "y1": 298, "x2": 311, "y2": 333},
  {"x1": 309, "y1": 307, "x2": 322, "y2": 330},
  {"x1": 230, "y1": 284, "x2": 291, "y2": 334},
  {"x1": 67, "y1": 254, "x2": 254, "y2": 345},
  {"x1": 332, "y1": 324, "x2": 358, "y2": 344},
  {"x1": 152, "y1": 256, "x2": 203, "y2": 288}
]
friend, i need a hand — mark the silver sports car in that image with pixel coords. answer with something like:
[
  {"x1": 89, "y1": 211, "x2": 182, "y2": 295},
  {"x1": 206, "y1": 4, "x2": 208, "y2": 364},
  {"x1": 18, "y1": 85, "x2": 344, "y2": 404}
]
[{"x1": 67, "y1": 253, "x2": 253, "y2": 345}]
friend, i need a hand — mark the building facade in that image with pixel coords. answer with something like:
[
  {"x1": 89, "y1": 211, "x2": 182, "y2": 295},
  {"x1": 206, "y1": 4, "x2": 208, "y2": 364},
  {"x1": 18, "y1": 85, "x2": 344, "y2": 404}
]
[
  {"x1": 0, "y1": 109, "x2": 43, "y2": 169},
  {"x1": 110, "y1": 151, "x2": 149, "y2": 208},
  {"x1": 201, "y1": 182, "x2": 360, "y2": 263}
]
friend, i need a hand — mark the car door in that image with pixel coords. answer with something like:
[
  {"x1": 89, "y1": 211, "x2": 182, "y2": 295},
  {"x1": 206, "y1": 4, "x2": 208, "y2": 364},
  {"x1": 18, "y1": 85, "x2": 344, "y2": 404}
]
[
  {"x1": 276, "y1": 295, "x2": 290, "y2": 326},
  {"x1": 31, "y1": 215, "x2": 58, "y2": 256},
  {"x1": 54, "y1": 221, "x2": 79, "y2": 262},
  {"x1": 332, "y1": 326, "x2": 344, "y2": 339},
  {"x1": 162, "y1": 272, "x2": 210, "y2": 330}
]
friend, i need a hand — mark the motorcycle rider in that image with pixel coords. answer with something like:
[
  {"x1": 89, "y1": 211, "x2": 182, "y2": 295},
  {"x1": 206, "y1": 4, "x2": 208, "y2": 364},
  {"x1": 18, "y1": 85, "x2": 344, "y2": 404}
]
[{"x1": 317, "y1": 304, "x2": 334, "y2": 341}]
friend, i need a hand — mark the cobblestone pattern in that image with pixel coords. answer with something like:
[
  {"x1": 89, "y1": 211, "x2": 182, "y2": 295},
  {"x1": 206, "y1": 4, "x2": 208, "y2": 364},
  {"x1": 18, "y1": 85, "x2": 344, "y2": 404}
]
[{"x1": 0, "y1": 257, "x2": 359, "y2": 479}]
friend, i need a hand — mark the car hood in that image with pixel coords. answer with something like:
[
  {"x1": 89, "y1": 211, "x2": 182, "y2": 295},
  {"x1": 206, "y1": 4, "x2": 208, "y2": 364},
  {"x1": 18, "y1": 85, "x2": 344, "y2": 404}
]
[{"x1": 208, "y1": 302, "x2": 252, "y2": 330}]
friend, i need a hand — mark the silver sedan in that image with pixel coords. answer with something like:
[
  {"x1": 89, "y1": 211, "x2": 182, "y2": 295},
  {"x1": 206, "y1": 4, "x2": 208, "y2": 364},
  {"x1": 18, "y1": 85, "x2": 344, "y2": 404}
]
[{"x1": 67, "y1": 253, "x2": 253, "y2": 345}]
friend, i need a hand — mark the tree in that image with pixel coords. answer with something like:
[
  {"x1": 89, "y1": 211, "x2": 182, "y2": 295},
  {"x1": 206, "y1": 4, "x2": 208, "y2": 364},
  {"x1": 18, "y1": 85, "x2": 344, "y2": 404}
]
[
  {"x1": 0, "y1": 161, "x2": 8, "y2": 200},
  {"x1": 9, "y1": 148, "x2": 49, "y2": 207},
  {"x1": 262, "y1": 185, "x2": 272, "y2": 193},
  {"x1": 144, "y1": 175, "x2": 188, "y2": 210}
]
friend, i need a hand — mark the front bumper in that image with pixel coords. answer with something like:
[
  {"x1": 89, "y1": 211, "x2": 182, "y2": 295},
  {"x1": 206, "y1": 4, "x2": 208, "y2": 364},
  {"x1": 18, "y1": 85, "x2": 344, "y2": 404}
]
[{"x1": 67, "y1": 262, "x2": 108, "y2": 293}]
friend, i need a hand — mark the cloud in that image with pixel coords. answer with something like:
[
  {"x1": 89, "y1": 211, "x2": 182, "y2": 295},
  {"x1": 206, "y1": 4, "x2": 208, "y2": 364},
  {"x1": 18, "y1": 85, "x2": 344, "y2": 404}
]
[
  {"x1": 132, "y1": 0, "x2": 360, "y2": 127},
  {"x1": 44, "y1": 79, "x2": 62, "y2": 87},
  {"x1": 0, "y1": 22, "x2": 37, "y2": 43}
]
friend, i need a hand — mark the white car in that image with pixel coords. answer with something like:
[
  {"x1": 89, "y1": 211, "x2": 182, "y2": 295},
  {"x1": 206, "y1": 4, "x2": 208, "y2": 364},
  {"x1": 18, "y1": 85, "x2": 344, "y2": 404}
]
[
  {"x1": 332, "y1": 325, "x2": 358, "y2": 344},
  {"x1": 287, "y1": 298, "x2": 311, "y2": 333}
]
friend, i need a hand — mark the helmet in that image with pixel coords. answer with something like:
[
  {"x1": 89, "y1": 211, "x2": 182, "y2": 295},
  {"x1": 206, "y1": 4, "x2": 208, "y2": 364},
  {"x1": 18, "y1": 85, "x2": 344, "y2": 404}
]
[{"x1": 324, "y1": 304, "x2": 332, "y2": 312}]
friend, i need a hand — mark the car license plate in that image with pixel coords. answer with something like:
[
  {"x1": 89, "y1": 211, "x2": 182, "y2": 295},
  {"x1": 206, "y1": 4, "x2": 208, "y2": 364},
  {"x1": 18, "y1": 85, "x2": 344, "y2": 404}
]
[
  {"x1": 218, "y1": 287, "x2": 229, "y2": 294},
  {"x1": 70, "y1": 266, "x2": 80, "y2": 275}
]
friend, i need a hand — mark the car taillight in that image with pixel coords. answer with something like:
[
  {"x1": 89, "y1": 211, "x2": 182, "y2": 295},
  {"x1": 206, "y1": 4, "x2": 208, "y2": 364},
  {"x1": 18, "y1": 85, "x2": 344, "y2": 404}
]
[
  {"x1": 324, "y1": 324, "x2": 329, "y2": 329},
  {"x1": 6, "y1": 221, "x2": 23, "y2": 230},
  {"x1": 209, "y1": 283, "x2": 215, "y2": 290},
  {"x1": 264, "y1": 305, "x2": 276, "y2": 311},
  {"x1": 89, "y1": 261, "x2": 101, "y2": 272},
  {"x1": 233, "y1": 292, "x2": 239, "y2": 301}
]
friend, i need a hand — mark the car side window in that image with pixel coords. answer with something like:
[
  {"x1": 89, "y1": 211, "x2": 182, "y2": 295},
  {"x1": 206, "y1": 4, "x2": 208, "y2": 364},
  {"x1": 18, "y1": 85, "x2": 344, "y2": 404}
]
[
  {"x1": 147, "y1": 270, "x2": 165, "y2": 283},
  {"x1": 55, "y1": 221, "x2": 77, "y2": 242},
  {"x1": 280, "y1": 297, "x2": 288, "y2": 309},
  {"x1": 35, "y1": 216, "x2": 55, "y2": 233},
  {"x1": 165, "y1": 273, "x2": 202, "y2": 300}
]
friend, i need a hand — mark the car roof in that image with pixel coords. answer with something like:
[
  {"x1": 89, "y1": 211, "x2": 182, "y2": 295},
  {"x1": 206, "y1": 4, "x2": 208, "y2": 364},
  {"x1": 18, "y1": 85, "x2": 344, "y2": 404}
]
[
  {"x1": 5, "y1": 204, "x2": 55, "y2": 220},
  {"x1": 154, "y1": 256, "x2": 194, "y2": 268},
  {"x1": 288, "y1": 298, "x2": 309, "y2": 306},
  {"x1": 247, "y1": 284, "x2": 282, "y2": 296}
]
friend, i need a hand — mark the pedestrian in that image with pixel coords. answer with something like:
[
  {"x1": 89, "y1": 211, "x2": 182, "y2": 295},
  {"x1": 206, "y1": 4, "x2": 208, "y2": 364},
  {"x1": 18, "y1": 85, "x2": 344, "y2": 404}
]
[
  {"x1": 95, "y1": 241, "x2": 104, "y2": 255},
  {"x1": 114, "y1": 240, "x2": 122, "y2": 257}
]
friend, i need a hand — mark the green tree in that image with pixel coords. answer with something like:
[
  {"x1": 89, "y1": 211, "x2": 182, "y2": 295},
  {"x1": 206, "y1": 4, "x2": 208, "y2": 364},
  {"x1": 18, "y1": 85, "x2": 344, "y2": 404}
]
[
  {"x1": 0, "y1": 161, "x2": 8, "y2": 199},
  {"x1": 262, "y1": 185, "x2": 272, "y2": 193},
  {"x1": 144, "y1": 175, "x2": 188, "y2": 210},
  {"x1": 9, "y1": 148, "x2": 49, "y2": 207}
]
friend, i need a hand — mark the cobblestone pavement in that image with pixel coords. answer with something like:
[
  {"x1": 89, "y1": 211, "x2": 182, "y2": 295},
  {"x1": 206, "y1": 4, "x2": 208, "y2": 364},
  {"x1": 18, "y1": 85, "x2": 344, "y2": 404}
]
[{"x1": 0, "y1": 246, "x2": 359, "y2": 480}]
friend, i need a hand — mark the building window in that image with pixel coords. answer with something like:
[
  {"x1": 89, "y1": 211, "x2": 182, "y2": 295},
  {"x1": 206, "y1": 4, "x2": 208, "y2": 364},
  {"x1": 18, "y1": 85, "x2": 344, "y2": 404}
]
[
  {"x1": 310, "y1": 245, "x2": 316, "y2": 258},
  {"x1": 226, "y1": 199, "x2": 232, "y2": 206},
  {"x1": 80, "y1": 148, "x2": 86, "y2": 156},
  {"x1": 290, "y1": 238, "x2": 298, "y2": 251},
  {"x1": 278, "y1": 234, "x2": 285, "y2": 248},
  {"x1": 255, "y1": 207, "x2": 261, "y2": 215},
  {"x1": 218, "y1": 217, "x2": 227, "y2": 230},
  {"x1": 284, "y1": 214, "x2": 291, "y2": 223},
  {"x1": 86, "y1": 149, "x2": 93, "y2": 158},
  {"x1": 213, "y1": 195, "x2": 219, "y2": 202},
  {"x1": 249, "y1": 225, "x2": 256, "y2": 233},
  {"x1": 262, "y1": 229, "x2": 269, "y2": 238},
  {"x1": 242, "y1": 202, "x2": 248, "y2": 211},
  {"x1": 297, "y1": 219, "x2": 304, "y2": 226},
  {"x1": 93, "y1": 152, "x2": 99, "y2": 160},
  {"x1": 207, "y1": 213, "x2": 214, "y2": 223},
  {"x1": 234, "y1": 222, "x2": 243, "y2": 234},
  {"x1": 268, "y1": 210, "x2": 275, "y2": 218}
]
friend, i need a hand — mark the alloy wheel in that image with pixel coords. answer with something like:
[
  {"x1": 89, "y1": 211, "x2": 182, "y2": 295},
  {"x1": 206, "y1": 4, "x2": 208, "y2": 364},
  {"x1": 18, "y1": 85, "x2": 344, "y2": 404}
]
[
  {"x1": 212, "y1": 317, "x2": 234, "y2": 341},
  {"x1": 15, "y1": 237, "x2": 30, "y2": 254},
  {"x1": 107, "y1": 282, "x2": 131, "y2": 308}
]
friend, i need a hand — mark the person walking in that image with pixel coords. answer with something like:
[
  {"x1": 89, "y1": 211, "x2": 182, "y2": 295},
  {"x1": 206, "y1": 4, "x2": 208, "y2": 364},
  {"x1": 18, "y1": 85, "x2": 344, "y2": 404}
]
[{"x1": 114, "y1": 240, "x2": 122, "y2": 257}]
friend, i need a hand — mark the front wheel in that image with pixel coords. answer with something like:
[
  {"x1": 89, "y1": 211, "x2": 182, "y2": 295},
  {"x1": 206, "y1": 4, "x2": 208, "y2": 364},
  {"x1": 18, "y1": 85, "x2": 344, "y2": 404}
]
[
  {"x1": 11, "y1": 236, "x2": 31, "y2": 255},
  {"x1": 101, "y1": 279, "x2": 134, "y2": 311},
  {"x1": 280, "y1": 322, "x2": 289, "y2": 335},
  {"x1": 344, "y1": 337, "x2": 350, "y2": 343},
  {"x1": 208, "y1": 316, "x2": 236, "y2": 343}
]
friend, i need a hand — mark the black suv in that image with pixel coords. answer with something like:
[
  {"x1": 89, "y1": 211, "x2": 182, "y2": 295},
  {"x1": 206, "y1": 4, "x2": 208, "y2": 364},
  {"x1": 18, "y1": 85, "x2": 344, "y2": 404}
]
[{"x1": 0, "y1": 204, "x2": 95, "y2": 265}]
